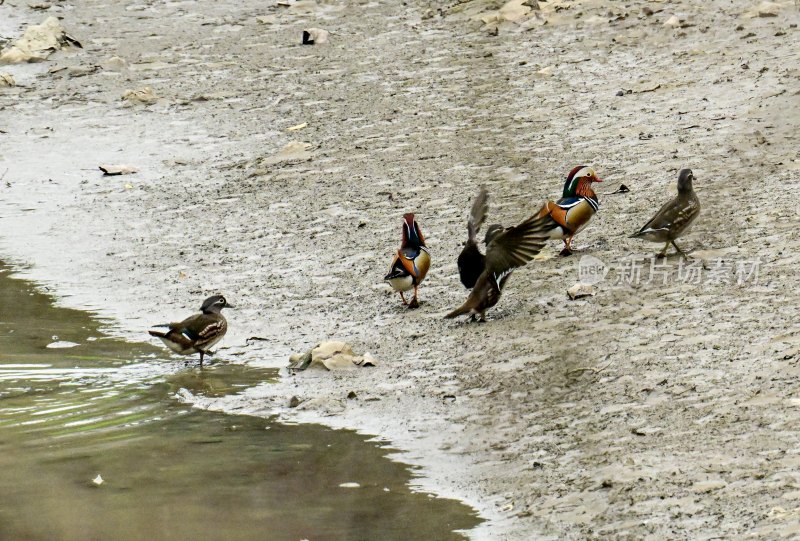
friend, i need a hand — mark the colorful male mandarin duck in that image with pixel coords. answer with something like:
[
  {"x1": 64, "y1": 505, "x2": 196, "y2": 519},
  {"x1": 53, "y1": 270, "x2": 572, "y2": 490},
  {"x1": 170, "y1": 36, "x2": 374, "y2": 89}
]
[
  {"x1": 446, "y1": 200, "x2": 551, "y2": 322},
  {"x1": 535, "y1": 165, "x2": 603, "y2": 256},
  {"x1": 148, "y1": 295, "x2": 232, "y2": 367},
  {"x1": 456, "y1": 187, "x2": 489, "y2": 289},
  {"x1": 384, "y1": 213, "x2": 430, "y2": 308},
  {"x1": 630, "y1": 168, "x2": 700, "y2": 258}
]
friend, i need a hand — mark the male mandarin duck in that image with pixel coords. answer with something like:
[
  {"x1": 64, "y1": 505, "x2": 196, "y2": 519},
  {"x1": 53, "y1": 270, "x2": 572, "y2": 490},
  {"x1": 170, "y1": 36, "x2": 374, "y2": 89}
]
[
  {"x1": 384, "y1": 213, "x2": 430, "y2": 308},
  {"x1": 456, "y1": 187, "x2": 489, "y2": 289},
  {"x1": 630, "y1": 168, "x2": 700, "y2": 257},
  {"x1": 535, "y1": 165, "x2": 603, "y2": 256},
  {"x1": 148, "y1": 295, "x2": 232, "y2": 367},
  {"x1": 446, "y1": 195, "x2": 551, "y2": 322}
]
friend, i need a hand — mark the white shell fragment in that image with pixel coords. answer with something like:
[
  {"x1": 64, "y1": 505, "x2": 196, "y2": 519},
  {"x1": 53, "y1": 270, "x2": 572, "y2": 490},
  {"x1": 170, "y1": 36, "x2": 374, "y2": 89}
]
[
  {"x1": 121, "y1": 86, "x2": 158, "y2": 105},
  {"x1": 46, "y1": 341, "x2": 80, "y2": 349},
  {"x1": 567, "y1": 283, "x2": 597, "y2": 300},
  {"x1": 302, "y1": 28, "x2": 329, "y2": 45}
]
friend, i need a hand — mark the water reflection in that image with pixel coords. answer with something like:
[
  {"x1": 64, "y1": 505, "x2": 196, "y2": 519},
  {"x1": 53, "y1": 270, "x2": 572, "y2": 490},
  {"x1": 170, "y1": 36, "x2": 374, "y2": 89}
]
[{"x1": 0, "y1": 265, "x2": 480, "y2": 540}]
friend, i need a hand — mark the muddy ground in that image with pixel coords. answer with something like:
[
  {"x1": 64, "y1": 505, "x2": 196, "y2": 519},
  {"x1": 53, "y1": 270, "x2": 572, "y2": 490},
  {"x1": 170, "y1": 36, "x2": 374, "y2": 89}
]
[{"x1": 1, "y1": 0, "x2": 799, "y2": 538}]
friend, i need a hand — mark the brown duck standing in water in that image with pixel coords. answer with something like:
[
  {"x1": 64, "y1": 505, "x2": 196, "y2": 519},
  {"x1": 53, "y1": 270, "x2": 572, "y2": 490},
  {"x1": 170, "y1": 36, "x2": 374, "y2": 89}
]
[
  {"x1": 148, "y1": 295, "x2": 232, "y2": 367},
  {"x1": 630, "y1": 168, "x2": 700, "y2": 257},
  {"x1": 446, "y1": 203, "x2": 551, "y2": 322},
  {"x1": 384, "y1": 213, "x2": 430, "y2": 308}
]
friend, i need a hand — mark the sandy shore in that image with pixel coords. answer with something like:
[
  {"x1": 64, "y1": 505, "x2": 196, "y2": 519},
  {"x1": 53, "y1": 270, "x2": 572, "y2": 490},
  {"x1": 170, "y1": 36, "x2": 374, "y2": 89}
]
[{"x1": 1, "y1": 0, "x2": 799, "y2": 538}]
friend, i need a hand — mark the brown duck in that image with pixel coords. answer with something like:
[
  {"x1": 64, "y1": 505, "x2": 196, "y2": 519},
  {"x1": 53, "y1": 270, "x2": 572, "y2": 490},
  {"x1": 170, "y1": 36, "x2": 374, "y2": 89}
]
[
  {"x1": 446, "y1": 209, "x2": 551, "y2": 322},
  {"x1": 630, "y1": 168, "x2": 700, "y2": 257},
  {"x1": 148, "y1": 295, "x2": 231, "y2": 367},
  {"x1": 456, "y1": 187, "x2": 489, "y2": 289}
]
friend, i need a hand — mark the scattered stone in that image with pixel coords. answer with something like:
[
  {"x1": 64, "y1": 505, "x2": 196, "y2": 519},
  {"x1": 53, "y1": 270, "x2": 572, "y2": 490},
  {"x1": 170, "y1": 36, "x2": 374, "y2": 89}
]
[
  {"x1": 288, "y1": 351, "x2": 312, "y2": 371},
  {"x1": 0, "y1": 16, "x2": 81, "y2": 64},
  {"x1": 255, "y1": 15, "x2": 277, "y2": 24},
  {"x1": 260, "y1": 141, "x2": 312, "y2": 166},
  {"x1": 102, "y1": 56, "x2": 129, "y2": 72},
  {"x1": 91, "y1": 474, "x2": 104, "y2": 486},
  {"x1": 339, "y1": 482, "x2": 360, "y2": 488},
  {"x1": 693, "y1": 480, "x2": 727, "y2": 493},
  {"x1": 302, "y1": 28, "x2": 329, "y2": 45},
  {"x1": 64, "y1": 65, "x2": 98, "y2": 78},
  {"x1": 567, "y1": 283, "x2": 596, "y2": 300},
  {"x1": 663, "y1": 15, "x2": 681, "y2": 28},
  {"x1": 122, "y1": 86, "x2": 158, "y2": 105},
  {"x1": 355, "y1": 352, "x2": 378, "y2": 367},
  {"x1": 99, "y1": 165, "x2": 138, "y2": 176},
  {"x1": 604, "y1": 184, "x2": 630, "y2": 195},
  {"x1": 744, "y1": 1, "x2": 782, "y2": 18},
  {"x1": 288, "y1": 395, "x2": 300, "y2": 408},
  {"x1": 0, "y1": 72, "x2": 14, "y2": 87},
  {"x1": 347, "y1": 390, "x2": 357, "y2": 399}
]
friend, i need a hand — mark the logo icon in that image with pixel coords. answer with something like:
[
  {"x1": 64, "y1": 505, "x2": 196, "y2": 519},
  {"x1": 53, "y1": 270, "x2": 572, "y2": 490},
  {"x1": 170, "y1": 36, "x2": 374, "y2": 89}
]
[{"x1": 577, "y1": 255, "x2": 608, "y2": 285}]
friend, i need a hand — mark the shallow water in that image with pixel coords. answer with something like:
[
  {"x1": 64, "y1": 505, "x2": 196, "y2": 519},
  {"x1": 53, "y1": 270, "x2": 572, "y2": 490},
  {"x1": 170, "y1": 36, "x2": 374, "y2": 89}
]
[{"x1": 0, "y1": 264, "x2": 480, "y2": 540}]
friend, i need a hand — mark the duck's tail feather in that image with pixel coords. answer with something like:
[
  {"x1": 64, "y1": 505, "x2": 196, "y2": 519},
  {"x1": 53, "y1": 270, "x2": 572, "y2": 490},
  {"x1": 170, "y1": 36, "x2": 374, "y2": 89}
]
[{"x1": 444, "y1": 303, "x2": 471, "y2": 319}]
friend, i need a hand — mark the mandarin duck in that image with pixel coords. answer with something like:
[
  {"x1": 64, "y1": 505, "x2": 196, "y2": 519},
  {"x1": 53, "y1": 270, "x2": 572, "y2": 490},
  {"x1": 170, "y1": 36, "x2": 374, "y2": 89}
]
[
  {"x1": 630, "y1": 168, "x2": 700, "y2": 257},
  {"x1": 148, "y1": 295, "x2": 232, "y2": 367},
  {"x1": 456, "y1": 187, "x2": 489, "y2": 289},
  {"x1": 384, "y1": 213, "x2": 430, "y2": 308},
  {"x1": 535, "y1": 165, "x2": 603, "y2": 256},
  {"x1": 445, "y1": 205, "x2": 551, "y2": 322}
]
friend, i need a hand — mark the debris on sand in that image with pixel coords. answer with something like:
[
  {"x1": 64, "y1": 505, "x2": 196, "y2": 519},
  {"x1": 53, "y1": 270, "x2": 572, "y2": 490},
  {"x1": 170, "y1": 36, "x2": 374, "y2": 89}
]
[
  {"x1": 102, "y1": 56, "x2": 129, "y2": 72},
  {"x1": 288, "y1": 341, "x2": 379, "y2": 372},
  {"x1": 0, "y1": 16, "x2": 81, "y2": 64},
  {"x1": 0, "y1": 72, "x2": 14, "y2": 87},
  {"x1": 99, "y1": 165, "x2": 138, "y2": 176},
  {"x1": 262, "y1": 141, "x2": 313, "y2": 165},
  {"x1": 122, "y1": 86, "x2": 158, "y2": 105},
  {"x1": 302, "y1": 28, "x2": 329, "y2": 45},
  {"x1": 567, "y1": 283, "x2": 596, "y2": 300},
  {"x1": 743, "y1": 1, "x2": 784, "y2": 18}
]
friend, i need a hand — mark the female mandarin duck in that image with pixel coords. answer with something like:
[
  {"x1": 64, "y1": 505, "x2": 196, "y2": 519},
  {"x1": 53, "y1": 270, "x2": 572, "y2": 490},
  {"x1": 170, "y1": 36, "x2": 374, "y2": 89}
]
[
  {"x1": 447, "y1": 189, "x2": 552, "y2": 322},
  {"x1": 456, "y1": 187, "x2": 489, "y2": 289},
  {"x1": 630, "y1": 168, "x2": 700, "y2": 258},
  {"x1": 535, "y1": 165, "x2": 603, "y2": 256},
  {"x1": 384, "y1": 213, "x2": 430, "y2": 308},
  {"x1": 148, "y1": 295, "x2": 232, "y2": 367}
]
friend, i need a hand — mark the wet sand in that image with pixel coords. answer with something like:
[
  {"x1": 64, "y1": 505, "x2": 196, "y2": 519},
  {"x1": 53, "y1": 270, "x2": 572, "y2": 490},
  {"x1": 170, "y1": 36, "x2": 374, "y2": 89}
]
[{"x1": 1, "y1": 0, "x2": 799, "y2": 538}]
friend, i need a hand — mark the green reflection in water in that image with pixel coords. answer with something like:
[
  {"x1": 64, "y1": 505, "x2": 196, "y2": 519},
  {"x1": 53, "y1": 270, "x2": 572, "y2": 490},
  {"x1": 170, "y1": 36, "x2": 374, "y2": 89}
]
[{"x1": 0, "y1": 265, "x2": 481, "y2": 540}]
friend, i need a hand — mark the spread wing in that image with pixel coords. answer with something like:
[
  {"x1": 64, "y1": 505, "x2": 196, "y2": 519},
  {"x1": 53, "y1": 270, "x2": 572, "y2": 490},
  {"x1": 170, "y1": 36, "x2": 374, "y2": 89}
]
[
  {"x1": 484, "y1": 214, "x2": 551, "y2": 276},
  {"x1": 467, "y1": 187, "x2": 489, "y2": 243}
]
